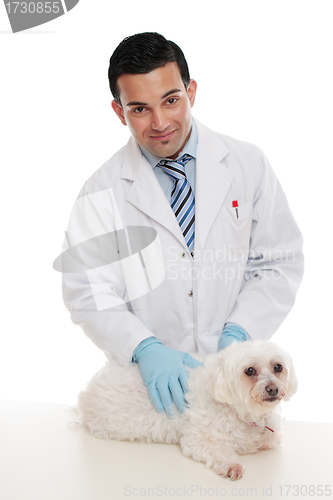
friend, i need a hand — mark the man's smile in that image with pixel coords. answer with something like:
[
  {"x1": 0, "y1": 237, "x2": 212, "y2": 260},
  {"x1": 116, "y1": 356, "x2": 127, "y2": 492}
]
[{"x1": 150, "y1": 130, "x2": 176, "y2": 141}]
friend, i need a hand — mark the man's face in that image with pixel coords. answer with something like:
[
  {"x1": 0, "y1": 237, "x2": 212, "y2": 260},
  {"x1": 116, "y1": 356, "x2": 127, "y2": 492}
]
[{"x1": 112, "y1": 62, "x2": 197, "y2": 159}]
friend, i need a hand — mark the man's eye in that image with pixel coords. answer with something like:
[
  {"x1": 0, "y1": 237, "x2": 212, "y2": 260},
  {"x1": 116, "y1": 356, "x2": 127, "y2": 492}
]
[
  {"x1": 133, "y1": 107, "x2": 145, "y2": 113},
  {"x1": 244, "y1": 367, "x2": 257, "y2": 377},
  {"x1": 167, "y1": 97, "x2": 178, "y2": 105}
]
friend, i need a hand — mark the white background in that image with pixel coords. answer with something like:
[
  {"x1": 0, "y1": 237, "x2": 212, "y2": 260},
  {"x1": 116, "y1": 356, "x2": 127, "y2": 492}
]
[{"x1": 0, "y1": 1, "x2": 332, "y2": 423}]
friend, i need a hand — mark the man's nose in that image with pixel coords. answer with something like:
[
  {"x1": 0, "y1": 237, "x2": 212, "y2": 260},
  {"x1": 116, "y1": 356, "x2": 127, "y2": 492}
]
[{"x1": 151, "y1": 110, "x2": 170, "y2": 131}]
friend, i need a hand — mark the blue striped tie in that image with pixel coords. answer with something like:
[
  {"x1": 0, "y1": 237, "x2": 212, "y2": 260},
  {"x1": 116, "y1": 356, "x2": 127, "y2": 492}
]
[{"x1": 158, "y1": 154, "x2": 195, "y2": 253}]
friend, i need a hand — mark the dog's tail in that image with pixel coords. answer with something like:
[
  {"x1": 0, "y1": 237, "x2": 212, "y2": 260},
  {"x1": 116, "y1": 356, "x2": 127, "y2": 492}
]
[{"x1": 66, "y1": 404, "x2": 85, "y2": 430}]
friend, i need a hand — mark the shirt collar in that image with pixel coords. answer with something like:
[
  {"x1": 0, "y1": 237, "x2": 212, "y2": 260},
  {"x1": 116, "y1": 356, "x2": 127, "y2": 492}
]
[{"x1": 139, "y1": 120, "x2": 198, "y2": 169}]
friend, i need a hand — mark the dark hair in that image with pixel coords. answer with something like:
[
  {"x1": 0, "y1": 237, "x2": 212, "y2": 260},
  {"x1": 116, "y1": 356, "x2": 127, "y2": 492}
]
[{"x1": 108, "y1": 32, "x2": 190, "y2": 105}]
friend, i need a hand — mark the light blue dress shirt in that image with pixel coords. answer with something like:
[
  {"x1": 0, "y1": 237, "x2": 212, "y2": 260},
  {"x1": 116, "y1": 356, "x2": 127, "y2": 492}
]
[{"x1": 139, "y1": 121, "x2": 198, "y2": 202}]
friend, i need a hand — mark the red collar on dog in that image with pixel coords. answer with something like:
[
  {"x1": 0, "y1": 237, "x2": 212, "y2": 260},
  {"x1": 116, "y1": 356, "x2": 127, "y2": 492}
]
[{"x1": 251, "y1": 422, "x2": 274, "y2": 432}]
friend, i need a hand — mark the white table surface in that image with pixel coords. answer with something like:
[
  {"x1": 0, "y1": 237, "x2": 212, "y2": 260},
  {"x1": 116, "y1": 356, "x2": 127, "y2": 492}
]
[{"x1": 0, "y1": 400, "x2": 332, "y2": 500}]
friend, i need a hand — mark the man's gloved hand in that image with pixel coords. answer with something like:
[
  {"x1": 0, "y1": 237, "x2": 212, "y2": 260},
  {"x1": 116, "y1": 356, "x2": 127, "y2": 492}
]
[
  {"x1": 132, "y1": 336, "x2": 202, "y2": 417},
  {"x1": 218, "y1": 323, "x2": 247, "y2": 351}
]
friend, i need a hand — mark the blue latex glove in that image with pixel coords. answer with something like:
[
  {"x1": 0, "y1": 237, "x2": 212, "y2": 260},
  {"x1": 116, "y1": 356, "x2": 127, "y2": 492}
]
[
  {"x1": 132, "y1": 336, "x2": 202, "y2": 417},
  {"x1": 218, "y1": 323, "x2": 247, "y2": 351}
]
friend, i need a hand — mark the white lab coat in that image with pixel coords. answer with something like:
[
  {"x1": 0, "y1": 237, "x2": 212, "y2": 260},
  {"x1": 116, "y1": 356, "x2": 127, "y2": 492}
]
[{"x1": 62, "y1": 118, "x2": 304, "y2": 365}]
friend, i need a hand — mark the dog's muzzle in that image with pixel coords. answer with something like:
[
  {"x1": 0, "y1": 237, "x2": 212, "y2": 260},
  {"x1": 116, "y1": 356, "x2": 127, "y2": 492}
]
[{"x1": 265, "y1": 383, "x2": 279, "y2": 401}]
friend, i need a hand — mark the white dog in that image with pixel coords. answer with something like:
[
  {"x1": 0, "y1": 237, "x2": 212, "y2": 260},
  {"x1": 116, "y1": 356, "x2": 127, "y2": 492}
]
[{"x1": 77, "y1": 341, "x2": 297, "y2": 480}]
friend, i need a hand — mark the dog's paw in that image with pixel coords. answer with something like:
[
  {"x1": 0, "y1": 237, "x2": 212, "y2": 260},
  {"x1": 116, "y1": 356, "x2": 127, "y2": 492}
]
[
  {"x1": 213, "y1": 462, "x2": 244, "y2": 480},
  {"x1": 227, "y1": 463, "x2": 244, "y2": 481}
]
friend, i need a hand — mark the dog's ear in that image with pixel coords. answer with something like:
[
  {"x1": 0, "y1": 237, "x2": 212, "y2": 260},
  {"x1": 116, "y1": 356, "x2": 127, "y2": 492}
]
[
  {"x1": 211, "y1": 353, "x2": 234, "y2": 405},
  {"x1": 285, "y1": 356, "x2": 298, "y2": 400},
  {"x1": 284, "y1": 354, "x2": 298, "y2": 401}
]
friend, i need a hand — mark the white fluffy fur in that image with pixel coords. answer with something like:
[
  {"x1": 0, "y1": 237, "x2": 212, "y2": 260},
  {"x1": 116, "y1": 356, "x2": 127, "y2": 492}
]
[{"x1": 77, "y1": 341, "x2": 297, "y2": 480}]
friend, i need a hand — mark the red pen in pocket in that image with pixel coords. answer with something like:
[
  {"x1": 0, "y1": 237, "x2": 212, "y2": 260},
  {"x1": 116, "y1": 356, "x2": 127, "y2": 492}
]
[{"x1": 232, "y1": 200, "x2": 239, "y2": 219}]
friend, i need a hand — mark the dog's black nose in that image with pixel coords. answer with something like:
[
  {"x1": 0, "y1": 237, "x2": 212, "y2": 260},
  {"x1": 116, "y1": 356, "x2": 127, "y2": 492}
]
[{"x1": 265, "y1": 384, "x2": 279, "y2": 397}]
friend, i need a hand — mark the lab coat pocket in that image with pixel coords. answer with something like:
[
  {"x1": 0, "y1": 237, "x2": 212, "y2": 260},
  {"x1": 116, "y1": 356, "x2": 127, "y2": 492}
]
[{"x1": 213, "y1": 202, "x2": 252, "y2": 262}]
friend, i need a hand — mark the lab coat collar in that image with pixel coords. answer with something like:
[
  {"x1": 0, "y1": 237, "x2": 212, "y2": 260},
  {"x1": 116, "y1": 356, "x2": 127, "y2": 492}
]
[
  {"x1": 121, "y1": 118, "x2": 233, "y2": 253},
  {"x1": 122, "y1": 137, "x2": 185, "y2": 248},
  {"x1": 194, "y1": 118, "x2": 233, "y2": 252}
]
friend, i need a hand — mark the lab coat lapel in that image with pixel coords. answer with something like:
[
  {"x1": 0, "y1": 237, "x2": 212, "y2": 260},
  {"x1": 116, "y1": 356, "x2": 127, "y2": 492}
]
[
  {"x1": 194, "y1": 119, "x2": 234, "y2": 252},
  {"x1": 121, "y1": 136, "x2": 187, "y2": 249}
]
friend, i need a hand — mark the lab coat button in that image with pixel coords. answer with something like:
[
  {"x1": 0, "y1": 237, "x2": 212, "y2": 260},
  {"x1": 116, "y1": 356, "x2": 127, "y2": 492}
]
[
  {"x1": 188, "y1": 290, "x2": 193, "y2": 297},
  {"x1": 181, "y1": 252, "x2": 186, "y2": 258}
]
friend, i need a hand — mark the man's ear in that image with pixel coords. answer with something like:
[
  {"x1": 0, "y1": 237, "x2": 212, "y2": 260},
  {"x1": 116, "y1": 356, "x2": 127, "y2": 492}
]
[
  {"x1": 186, "y1": 79, "x2": 197, "y2": 108},
  {"x1": 111, "y1": 100, "x2": 127, "y2": 126}
]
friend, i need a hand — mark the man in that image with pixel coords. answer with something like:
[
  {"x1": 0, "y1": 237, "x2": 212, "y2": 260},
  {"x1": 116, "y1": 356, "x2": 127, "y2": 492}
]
[{"x1": 62, "y1": 32, "x2": 304, "y2": 417}]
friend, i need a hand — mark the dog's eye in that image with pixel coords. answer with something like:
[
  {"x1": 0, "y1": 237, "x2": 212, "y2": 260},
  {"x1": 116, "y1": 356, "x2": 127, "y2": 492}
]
[
  {"x1": 274, "y1": 364, "x2": 283, "y2": 373},
  {"x1": 244, "y1": 367, "x2": 257, "y2": 377}
]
